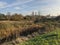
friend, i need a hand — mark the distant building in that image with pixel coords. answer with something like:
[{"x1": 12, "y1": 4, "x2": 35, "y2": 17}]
[
  {"x1": 31, "y1": 11, "x2": 41, "y2": 16},
  {"x1": 32, "y1": 11, "x2": 34, "y2": 16},
  {"x1": 38, "y1": 11, "x2": 40, "y2": 16},
  {"x1": 46, "y1": 14, "x2": 51, "y2": 18}
]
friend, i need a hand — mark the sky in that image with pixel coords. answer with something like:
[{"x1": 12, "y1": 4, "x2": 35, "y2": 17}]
[{"x1": 0, "y1": 0, "x2": 60, "y2": 16}]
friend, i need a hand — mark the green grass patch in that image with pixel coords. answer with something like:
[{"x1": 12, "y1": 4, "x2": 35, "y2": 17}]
[{"x1": 19, "y1": 28, "x2": 60, "y2": 45}]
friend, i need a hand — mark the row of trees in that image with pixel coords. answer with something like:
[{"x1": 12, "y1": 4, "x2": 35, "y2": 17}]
[
  {"x1": 0, "y1": 13, "x2": 60, "y2": 22},
  {"x1": 0, "y1": 13, "x2": 41, "y2": 21},
  {"x1": 0, "y1": 13, "x2": 24, "y2": 21}
]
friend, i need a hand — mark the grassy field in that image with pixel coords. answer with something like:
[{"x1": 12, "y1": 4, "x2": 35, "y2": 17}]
[
  {"x1": 0, "y1": 21, "x2": 34, "y2": 39},
  {"x1": 19, "y1": 28, "x2": 60, "y2": 45},
  {"x1": 0, "y1": 21, "x2": 59, "y2": 45}
]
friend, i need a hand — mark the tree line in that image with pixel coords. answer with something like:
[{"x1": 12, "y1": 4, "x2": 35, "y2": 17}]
[{"x1": 0, "y1": 13, "x2": 60, "y2": 22}]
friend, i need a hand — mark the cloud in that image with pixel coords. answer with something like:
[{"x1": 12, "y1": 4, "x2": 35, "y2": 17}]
[
  {"x1": 14, "y1": 7, "x2": 21, "y2": 10},
  {"x1": 0, "y1": 0, "x2": 33, "y2": 9},
  {"x1": 0, "y1": 1, "x2": 7, "y2": 8},
  {"x1": 1, "y1": 0, "x2": 60, "y2": 16}
]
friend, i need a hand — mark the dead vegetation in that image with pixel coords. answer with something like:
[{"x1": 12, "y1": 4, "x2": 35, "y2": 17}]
[
  {"x1": 0, "y1": 15, "x2": 60, "y2": 45},
  {"x1": 0, "y1": 21, "x2": 58, "y2": 45}
]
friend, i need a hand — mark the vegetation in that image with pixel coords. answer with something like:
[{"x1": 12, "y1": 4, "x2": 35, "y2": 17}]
[
  {"x1": 0, "y1": 13, "x2": 60, "y2": 45},
  {"x1": 20, "y1": 28, "x2": 60, "y2": 45}
]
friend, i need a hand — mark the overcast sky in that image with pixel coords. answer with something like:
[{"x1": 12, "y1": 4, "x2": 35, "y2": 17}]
[{"x1": 0, "y1": 0, "x2": 60, "y2": 16}]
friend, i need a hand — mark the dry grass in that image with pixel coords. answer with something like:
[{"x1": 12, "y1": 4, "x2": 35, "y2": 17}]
[{"x1": 0, "y1": 21, "x2": 42, "y2": 40}]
